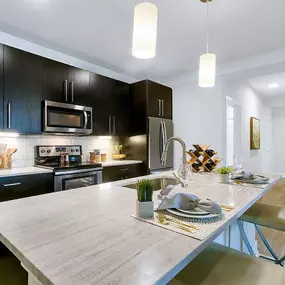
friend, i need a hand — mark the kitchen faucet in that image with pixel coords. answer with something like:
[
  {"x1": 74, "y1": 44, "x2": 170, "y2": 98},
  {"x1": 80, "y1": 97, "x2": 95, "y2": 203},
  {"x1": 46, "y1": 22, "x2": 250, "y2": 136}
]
[{"x1": 161, "y1": 137, "x2": 187, "y2": 167}]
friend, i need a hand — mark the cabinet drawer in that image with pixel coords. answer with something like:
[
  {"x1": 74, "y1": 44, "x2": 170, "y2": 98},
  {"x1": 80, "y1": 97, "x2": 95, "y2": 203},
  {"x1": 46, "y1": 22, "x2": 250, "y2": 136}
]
[
  {"x1": 103, "y1": 163, "x2": 144, "y2": 183},
  {"x1": 0, "y1": 173, "x2": 53, "y2": 202}
]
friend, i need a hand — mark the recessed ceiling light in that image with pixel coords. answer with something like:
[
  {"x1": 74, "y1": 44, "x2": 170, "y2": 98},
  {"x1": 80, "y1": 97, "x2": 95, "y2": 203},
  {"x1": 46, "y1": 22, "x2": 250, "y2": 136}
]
[{"x1": 268, "y1": 83, "x2": 279, "y2": 89}]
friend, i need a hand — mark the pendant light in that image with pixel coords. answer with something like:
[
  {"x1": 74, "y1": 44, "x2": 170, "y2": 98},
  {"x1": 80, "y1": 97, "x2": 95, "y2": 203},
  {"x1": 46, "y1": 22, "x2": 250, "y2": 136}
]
[
  {"x1": 199, "y1": 0, "x2": 216, "y2": 88},
  {"x1": 132, "y1": 1, "x2": 158, "y2": 59}
]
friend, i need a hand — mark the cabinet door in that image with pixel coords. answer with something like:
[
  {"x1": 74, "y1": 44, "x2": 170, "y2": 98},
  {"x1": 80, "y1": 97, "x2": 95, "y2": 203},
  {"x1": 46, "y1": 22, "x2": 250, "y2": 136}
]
[
  {"x1": 3, "y1": 46, "x2": 42, "y2": 134},
  {"x1": 68, "y1": 67, "x2": 90, "y2": 105},
  {"x1": 147, "y1": 81, "x2": 163, "y2": 118},
  {"x1": 113, "y1": 81, "x2": 130, "y2": 136},
  {"x1": 161, "y1": 86, "x2": 173, "y2": 119},
  {"x1": 0, "y1": 173, "x2": 53, "y2": 202},
  {"x1": 90, "y1": 73, "x2": 115, "y2": 135},
  {"x1": 0, "y1": 45, "x2": 3, "y2": 132},
  {"x1": 102, "y1": 164, "x2": 144, "y2": 183},
  {"x1": 42, "y1": 58, "x2": 70, "y2": 103}
]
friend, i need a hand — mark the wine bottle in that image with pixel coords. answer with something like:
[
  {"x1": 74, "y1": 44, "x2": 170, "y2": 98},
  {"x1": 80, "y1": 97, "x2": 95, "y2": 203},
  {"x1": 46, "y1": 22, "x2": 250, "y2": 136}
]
[{"x1": 205, "y1": 149, "x2": 215, "y2": 157}]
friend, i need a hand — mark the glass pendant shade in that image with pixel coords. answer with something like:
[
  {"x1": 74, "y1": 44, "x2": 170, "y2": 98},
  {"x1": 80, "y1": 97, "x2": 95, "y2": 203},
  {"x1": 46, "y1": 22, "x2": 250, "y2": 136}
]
[
  {"x1": 199, "y1": 53, "x2": 216, "y2": 88},
  {"x1": 132, "y1": 2, "x2": 158, "y2": 59}
]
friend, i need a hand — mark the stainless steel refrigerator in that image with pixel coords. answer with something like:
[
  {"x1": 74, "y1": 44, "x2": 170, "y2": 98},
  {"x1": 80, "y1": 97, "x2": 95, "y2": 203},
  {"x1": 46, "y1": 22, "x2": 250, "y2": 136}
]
[{"x1": 125, "y1": 117, "x2": 174, "y2": 174}]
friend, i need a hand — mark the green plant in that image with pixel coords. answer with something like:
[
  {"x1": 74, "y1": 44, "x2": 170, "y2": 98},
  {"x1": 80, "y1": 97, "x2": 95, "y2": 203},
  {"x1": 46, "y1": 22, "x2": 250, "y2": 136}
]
[
  {"x1": 136, "y1": 179, "x2": 155, "y2": 202},
  {"x1": 217, "y1": 166, "x2": 233, "y2": 175}
]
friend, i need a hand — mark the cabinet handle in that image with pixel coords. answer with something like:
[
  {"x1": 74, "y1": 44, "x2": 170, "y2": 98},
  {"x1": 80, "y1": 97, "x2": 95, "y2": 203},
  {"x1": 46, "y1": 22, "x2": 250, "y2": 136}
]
[
  {"x1": 69, "y1": 81, "x2": 74, "y2": 103},
  {"x1": 108, "y1": 116, "x2": 112, "y2": 134},
  {"x1": 7, "y1": 102, "x2": 11, "y2": 129},
  {"x1": 3, "y1": 182, "x2": 21, "y2": 187},
  {"x1": 158, "y1": 99, "x2": 161, "y2": 116},
  {"x1": 113, "y1": 117, "x2": 116, "y2": 134},
  {"x1": 161, "y1": 100, "x2": 164, "y2": 117},
  {"x1": 120, "y1": 168, "x2": 129, "y2": 172},
  {"x1": 63, "y1": 80, "x2": 68, "y2": 102}
]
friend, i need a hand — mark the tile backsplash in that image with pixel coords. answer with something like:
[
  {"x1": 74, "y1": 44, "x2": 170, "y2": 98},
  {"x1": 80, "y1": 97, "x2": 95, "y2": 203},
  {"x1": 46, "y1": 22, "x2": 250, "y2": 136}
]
[{"x1": 0, "y1": 135, "x2": 116, "y2": 168}]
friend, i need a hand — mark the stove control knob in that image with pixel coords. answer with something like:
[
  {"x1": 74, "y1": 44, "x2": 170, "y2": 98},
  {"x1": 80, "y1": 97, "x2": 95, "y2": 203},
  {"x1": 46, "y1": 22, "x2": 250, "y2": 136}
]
[
  {"x1": 40, "y1": 150, "x2": 45, "y2": 154},
  {"x1": 76, "y1": 149, "x2": 79, "y2": 152},
  {"x1": 47, "y1": 149, "x2": 51, "y2": 154},
  {"x1": 71, "y1": 149, "x2": 74, "y2": 153}
]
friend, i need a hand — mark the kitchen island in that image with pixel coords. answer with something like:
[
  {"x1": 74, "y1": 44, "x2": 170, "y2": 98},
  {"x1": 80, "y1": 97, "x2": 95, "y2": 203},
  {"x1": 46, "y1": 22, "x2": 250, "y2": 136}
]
[{"x1": 0, "y1": 172, "x2": 281, "y2": 285}]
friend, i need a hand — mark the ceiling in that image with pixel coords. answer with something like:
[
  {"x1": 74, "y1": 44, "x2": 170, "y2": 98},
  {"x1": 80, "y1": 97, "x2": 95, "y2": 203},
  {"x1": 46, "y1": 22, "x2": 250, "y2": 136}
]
[
  {"x1": 249, "y1": 72, "x2": 285, "y2": 97},
  {"x1": 0, "y1": 0, "x2": 285, "y2": 81}
]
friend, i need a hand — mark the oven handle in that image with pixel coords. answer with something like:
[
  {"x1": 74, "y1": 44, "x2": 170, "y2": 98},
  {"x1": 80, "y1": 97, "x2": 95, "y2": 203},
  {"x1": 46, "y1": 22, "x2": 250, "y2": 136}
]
[
  {"x1": 54, "y1": 168, "x2": 103, "y2": 176},
  {"x1": 83, "y1": 111, "x2": 88, "y2": 129}
]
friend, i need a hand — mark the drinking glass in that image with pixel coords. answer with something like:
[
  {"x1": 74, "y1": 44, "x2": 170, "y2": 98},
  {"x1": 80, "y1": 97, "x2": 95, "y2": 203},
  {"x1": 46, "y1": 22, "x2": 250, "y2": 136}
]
[{"x1": 178, "y1": 164, "x2": 193, "y2": 188}]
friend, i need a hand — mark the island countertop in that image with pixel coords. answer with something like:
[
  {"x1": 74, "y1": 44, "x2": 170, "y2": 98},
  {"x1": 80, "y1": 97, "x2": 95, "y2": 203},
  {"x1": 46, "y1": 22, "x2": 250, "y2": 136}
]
[{"x1": 0, "y1": 172, "x2": 281, "y2": 285}]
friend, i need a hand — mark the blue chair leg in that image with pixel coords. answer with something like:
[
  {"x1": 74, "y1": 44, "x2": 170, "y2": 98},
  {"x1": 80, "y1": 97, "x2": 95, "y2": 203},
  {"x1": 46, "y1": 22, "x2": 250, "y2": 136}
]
[{"x1": 237, "y1": 220, "x2": 256, "y2": 256}]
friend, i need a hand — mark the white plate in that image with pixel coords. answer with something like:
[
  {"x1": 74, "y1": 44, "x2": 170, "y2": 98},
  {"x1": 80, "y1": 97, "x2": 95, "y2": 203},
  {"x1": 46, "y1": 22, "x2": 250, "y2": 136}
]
[
  {"x1": 167, "y1": 209, "x2": 221, "y2": 219},
  {"x1": 176, "y1": 208, "x2": 210, "y2": 216}
]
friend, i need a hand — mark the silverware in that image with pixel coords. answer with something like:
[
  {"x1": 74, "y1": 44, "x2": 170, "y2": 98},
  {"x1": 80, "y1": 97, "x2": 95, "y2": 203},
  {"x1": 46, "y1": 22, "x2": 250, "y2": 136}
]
[
  {"x1": 156, "y1": 215, "x2": 195, "y2": 233},
  {"x1": 157, "y1": 213, "x2": 199, "y2": 230}
]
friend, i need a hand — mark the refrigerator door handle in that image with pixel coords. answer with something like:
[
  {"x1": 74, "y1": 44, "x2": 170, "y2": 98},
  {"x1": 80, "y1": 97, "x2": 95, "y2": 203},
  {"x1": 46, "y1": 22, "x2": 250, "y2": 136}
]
[
  {"x1": 163, "y1": 121, "x2": 168, "y2": 143},
  {"x1": 160, "y1": 121, "x2": 165, "y2": 162},
  {"x1": 161, "y1": 120, "x2": 167, "y2": 160}
]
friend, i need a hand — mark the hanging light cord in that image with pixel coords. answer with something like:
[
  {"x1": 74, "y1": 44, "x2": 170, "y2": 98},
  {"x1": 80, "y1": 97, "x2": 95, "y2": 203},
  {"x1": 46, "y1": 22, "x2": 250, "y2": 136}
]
[{"x1": 206, "y1": 0, "x2": 209, "y2": 53}]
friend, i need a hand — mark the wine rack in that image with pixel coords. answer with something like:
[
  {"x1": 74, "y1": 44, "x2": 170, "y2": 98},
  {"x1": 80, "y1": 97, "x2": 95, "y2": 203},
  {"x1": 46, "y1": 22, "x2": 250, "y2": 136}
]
[{"x1": 187, "y1": 144, "x2": 222, "y2": 172}]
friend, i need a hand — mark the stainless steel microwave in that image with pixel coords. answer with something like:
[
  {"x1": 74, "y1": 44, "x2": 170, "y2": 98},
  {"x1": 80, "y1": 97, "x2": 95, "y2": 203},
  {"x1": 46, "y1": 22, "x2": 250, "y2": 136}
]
[{"x1": 43, "y1": 101, "x2": 92, "y2": 135}]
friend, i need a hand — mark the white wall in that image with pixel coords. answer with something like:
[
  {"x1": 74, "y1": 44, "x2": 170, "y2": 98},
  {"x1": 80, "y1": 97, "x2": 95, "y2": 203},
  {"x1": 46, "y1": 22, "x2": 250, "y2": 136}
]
[
  {"x1": 172, "y1": 78, "x2": 226, "y2": 168},
  {"x1": 226, "y1": 83, "x2": 272, "y2": 173},
  {"x1": 272, "y1": 107, "x2": 285, "y2": 174}
]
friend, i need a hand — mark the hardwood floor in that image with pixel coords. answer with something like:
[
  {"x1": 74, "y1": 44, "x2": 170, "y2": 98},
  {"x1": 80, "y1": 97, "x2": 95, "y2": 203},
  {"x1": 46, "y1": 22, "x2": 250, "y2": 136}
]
[{"x1": 257, "y1": 178, "x2": 285, "y2": 257}]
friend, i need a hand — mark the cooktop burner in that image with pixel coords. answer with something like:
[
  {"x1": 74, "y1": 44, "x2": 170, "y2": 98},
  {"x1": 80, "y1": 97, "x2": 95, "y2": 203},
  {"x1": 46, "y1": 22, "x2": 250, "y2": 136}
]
[
  {"x1": 34, "y1": 145, "x2": 102, "y2": 172},
  {"x1": 38, "y1": 161, "x2": 102, "y2": 171}
]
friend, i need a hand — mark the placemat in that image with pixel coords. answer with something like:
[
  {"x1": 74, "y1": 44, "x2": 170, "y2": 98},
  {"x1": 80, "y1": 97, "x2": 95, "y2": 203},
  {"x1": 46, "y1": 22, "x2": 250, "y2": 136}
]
[{"x1": 131, "y1": 207, "x2": 239, "y2": 241}]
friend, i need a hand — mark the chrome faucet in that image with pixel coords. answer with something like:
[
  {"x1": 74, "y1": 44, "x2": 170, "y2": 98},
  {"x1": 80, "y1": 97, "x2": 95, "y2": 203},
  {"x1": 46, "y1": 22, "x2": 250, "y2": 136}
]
[{"x1": 161, "y1": 137, "x2": 187, "y2": 166}]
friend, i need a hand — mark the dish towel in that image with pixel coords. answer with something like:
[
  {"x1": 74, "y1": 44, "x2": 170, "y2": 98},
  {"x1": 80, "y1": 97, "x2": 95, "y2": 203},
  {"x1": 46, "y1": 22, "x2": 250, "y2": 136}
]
[
  {"x1": 156, "y1": 192, "x2": 222, "y2": 214},
  {"x1": 231, "y1": 171, "x2": 269, "y2": 184}
]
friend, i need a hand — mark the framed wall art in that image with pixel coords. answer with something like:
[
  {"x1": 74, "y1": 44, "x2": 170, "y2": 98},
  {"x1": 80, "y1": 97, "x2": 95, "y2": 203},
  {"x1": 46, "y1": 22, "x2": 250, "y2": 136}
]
[{"x1": 250, "y1": 117, "x2": 260, "y2": 150}]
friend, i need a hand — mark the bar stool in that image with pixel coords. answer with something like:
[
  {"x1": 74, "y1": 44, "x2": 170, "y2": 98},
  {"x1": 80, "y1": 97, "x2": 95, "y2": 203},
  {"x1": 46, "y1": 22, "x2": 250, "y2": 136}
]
[
  {"x1": 169, "y1": 243, "x2": 285, "y2": 285},
  {"x1": 237, "y1": 202, "x2": 285, "y2": 266}
]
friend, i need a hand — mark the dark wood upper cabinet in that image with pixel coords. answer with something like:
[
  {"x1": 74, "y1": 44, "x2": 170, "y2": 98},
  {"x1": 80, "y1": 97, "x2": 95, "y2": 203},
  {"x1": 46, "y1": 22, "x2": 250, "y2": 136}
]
[
  {"x1": 42, "y1": 58, "x2": 70, "y2": 103},
  {"x1": 0, "y1": 44, "x2": 3, "y2": 132},
  {"x1": 130, "y1": 80, "x2": 173, "y2": 134},
  {"x1": 113, "y1": 81, "x2": 130, "y2": 136},
  {"x1": 68, "y1": 67, "x2": 90, "y2": 105},
  {"x1": 147, "y1": 80, "x2": 172, "y2": 119},
  {"x1": 90, "y1": 73, "x2": 130, "y2": 136},
  {"x1": 3, "y1": 46, "x2": 42, "y2": 134}
]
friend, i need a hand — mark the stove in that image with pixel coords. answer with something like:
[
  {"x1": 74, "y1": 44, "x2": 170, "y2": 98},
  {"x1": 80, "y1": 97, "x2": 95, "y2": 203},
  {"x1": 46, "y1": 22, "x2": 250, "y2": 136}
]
[{"x1": 35, "y1": 145, "x2": 102, "y2": 191}]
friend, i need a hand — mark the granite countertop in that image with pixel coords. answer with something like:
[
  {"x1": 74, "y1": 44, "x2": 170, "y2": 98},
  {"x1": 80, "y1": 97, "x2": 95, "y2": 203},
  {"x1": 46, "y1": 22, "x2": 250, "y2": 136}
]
[
  {"x1": 0, "y1": 161, "x2": 143, "y2": 178},
  {"x1": 101, "y1": 160, "x2": 143, "y2": 167},
  {"x1": 0, "y1": 172, "x2": 281, "y2": 285},
  {"x1": 0, "y1": 167, "x2": 53, "y2": 178}
]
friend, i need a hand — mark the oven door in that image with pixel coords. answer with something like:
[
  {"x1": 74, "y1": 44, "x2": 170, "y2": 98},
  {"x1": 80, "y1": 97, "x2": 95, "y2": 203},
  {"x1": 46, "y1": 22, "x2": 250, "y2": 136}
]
[
  {"x1": 54, "y1": 170, "x2": 102, "y2": 191},
  {"x1": 43, "y1": 100, "x2": 92, "y2": 134}
]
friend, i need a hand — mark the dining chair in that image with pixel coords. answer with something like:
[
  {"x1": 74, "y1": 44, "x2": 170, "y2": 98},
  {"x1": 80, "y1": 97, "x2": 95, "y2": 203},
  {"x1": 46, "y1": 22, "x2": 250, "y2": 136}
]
[
  {"x1": 237, "y1": 202, "x2": 285, "y2": 266},
  {"x1": 169, "y1": 243, "x2": 285, "y2": 285}
]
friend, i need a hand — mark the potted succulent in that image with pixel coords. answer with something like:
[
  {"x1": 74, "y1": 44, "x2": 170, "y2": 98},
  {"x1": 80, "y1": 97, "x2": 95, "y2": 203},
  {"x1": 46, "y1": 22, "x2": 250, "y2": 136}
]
[
  {"x1": 217, "y1": 167, "x2": 233, "y2": 184},
  {"x1": 136, "y1": 179, "x2": 155, "y2": 218}
]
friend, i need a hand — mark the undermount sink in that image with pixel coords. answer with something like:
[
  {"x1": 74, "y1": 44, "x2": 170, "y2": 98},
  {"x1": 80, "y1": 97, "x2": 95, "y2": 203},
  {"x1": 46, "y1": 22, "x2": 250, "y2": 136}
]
[{"x1": 122, "y1": 177, "x2": 179, "y2": 191}]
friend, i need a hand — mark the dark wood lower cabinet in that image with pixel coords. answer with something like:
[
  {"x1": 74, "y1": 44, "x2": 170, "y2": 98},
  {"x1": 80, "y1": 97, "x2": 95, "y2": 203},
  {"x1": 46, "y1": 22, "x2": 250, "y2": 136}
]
[
  {"x1": 0, "y1": 173, "x2": 53, "y2": 202},
  {"x1": 103, "y1": 164, "x2": 145, "y2": 183}
]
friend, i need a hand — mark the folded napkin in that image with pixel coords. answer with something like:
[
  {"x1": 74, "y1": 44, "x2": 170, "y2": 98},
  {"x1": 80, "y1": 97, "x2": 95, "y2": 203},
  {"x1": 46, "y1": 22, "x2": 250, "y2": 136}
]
[
  {"x1": 231, "y1": 171, "x2": 270, "y2": 184},
  {"x1": 156, "y1": 192, "x2": 222, "y2": 214}
]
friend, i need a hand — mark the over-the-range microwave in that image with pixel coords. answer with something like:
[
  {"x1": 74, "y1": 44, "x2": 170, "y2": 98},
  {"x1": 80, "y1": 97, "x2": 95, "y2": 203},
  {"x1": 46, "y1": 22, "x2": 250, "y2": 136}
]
[{"x1": 43, "y1": 100, "x2": 92, "y2": 135}]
